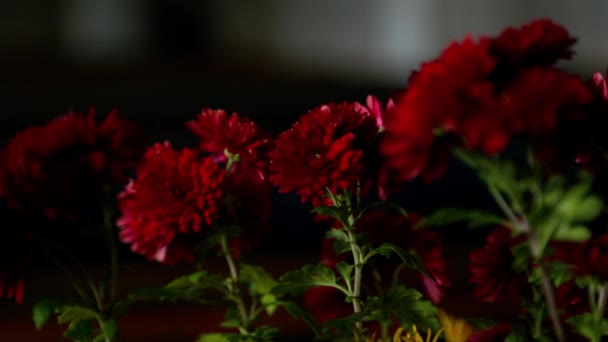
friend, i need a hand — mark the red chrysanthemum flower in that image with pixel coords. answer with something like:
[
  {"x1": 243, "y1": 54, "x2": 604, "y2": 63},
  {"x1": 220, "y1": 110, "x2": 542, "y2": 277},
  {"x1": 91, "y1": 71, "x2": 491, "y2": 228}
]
[
  {"x1": 0, "y1": 110, "x2": 145, "y2": 219},
  {"x1": 381, "y1": 37, "x2": 497, "y2": 182},
  {"x1": 270, "y1": 102, "x2": 379, "y2": 206},
  {"x1": 382, "y1": 19, "x2": 588, "y2": 183},
  {"x1": 187, "y1": 109, "x2": 274, "y2": 177},
  {"x1": 117, "y1": 142, "x2": 225, "y2": 264},
  {"x1": 489, "y1": 19, "x2": 576, "y2": 71},
  {"x1": 355, "y1": 210, "x2": 451, "y2": 304},
  {"x1": 302, "y1": 286, "x2": 352, "y2": 325},
  {"x1": 554, "y1": 233, "x2": 608, "y2": 280},
  {"x1": 555, "y1": 279, "x2": 589, "y2": 320},
  {"x1": 469, "y1": 227, "x2": 527, "y2": 304}
]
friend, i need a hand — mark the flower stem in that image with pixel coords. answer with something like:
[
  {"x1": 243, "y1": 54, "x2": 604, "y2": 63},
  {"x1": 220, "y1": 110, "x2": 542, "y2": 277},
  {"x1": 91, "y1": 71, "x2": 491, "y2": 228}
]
[
  {"x1": 220, "y1": 235, "x2": 250, "y2": 334},
  {"x1": 527, "y1": 230, "x2": 565, "y2": 342},
  {"x1": 597, "y1": 285, "x2": 608, "y2": 321},
  {"x1": 346, "y1": 228, "x2": 363, "y2": 331}
]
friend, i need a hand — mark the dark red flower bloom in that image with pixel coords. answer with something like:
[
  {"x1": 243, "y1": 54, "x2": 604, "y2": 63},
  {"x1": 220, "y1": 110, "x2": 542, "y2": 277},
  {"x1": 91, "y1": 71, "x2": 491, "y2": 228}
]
[
  {"x1": 381, "y1": 19, "x2": 589, "y2": 183},
  {"x1": 0, "y1": 110, "x2": 145, "y2": 219},
  {"x1": 555, "y1": 279, "x2": 589, "y2": 320},
  {"x1": 489, "y1": 19, "x2": 576, "y2": 70},
  {"x1": 554, "y1": 233, "x2": 608, "y2": 280},
  {"x1": 302, "y1": 286, "x2": 352, "y2": 325},
  {"x1": 270, "y1": 102, "x2": 379, "y2": 206},
  {"x1": 187, "y1": 109, "x2": 274, "y2": 177},
  {"x1": 117, "y1": 142, "x2": 225, "y2": 264},
  {"x1": 381, "y1": 37, "x2": 497, "y2": 182},
  {"x1": 469, "y1": 227, "x2": 527, "y2": 304},
  {"x1": 467, "y1": 323, "x2": 512, "y2": 342}
]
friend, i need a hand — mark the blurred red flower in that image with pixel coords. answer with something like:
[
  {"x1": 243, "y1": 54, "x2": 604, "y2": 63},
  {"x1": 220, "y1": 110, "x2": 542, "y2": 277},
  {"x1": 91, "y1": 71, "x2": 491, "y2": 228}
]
[
  {"x1": 117, "y1": 142, "x2": 225, "y2": 264},
  {"x1": 0, "y1": 110, "x2": 145, "y2": 219},
  {"x1": 469, "y1": 227, "x2": 527, "y2": 304},
  {"x1": 554, "y1": 233, "x2": 608, "y2": 280},
  {"x1": 270, "y1": 102, "x2": 379, "y2": 207},
  {"x1": 467, "y1": 323, "x2": 512, "y2": 342},
  {"x1": 381, "y1": 19, "x2": 590, "y2": 183},
  {"x1": 187, "y1": 109, "x2": 274, "y2": 177}
]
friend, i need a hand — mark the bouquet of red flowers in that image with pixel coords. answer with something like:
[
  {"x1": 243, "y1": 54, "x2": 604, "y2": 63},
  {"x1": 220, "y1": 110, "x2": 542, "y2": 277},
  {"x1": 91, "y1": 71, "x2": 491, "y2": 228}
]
[{"x1": 3, "y1": 19, "x2": 608, "y2": 342}]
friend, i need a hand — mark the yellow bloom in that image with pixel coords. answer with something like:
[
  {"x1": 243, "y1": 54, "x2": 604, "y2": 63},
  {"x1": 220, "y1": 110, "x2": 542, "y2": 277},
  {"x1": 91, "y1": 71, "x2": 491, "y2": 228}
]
[
  {"x1": 438, "y1": 309, "x2": 475, "y2": 342},
  {"x1": 390, "y1": 325, "x2": 443, "y2": 342}
]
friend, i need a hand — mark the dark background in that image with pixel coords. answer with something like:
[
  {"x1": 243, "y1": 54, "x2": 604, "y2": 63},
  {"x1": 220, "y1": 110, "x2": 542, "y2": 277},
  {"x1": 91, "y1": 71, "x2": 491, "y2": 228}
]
[{"x1": 0, "y1": 1, "x2": 606, "y2": 340}]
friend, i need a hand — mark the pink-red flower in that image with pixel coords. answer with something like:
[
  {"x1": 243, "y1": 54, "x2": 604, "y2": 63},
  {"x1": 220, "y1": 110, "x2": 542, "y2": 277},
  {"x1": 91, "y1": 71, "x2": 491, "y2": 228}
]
[
  {"x1": 187, "y1": 109, "x2": 274, "y2": 177},
  {"x1": 270, "y1": 102, "x2": 379, "y2": 206},
  {"x1": 0, "y1": 110, "x2": 145, "y2": 219},
  {"x1": 469, "y1": 227, "x2": 527, "y2": 304},
  {"x1": 117, "y1": 142, "x2": 225, "y2": 264}
]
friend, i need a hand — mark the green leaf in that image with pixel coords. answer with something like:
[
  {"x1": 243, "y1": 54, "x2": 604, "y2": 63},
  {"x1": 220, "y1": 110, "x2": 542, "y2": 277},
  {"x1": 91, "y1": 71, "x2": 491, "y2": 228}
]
[
  {"x1": 365, "y1": 285, "x2": 439, "y2": 331},
  {"x1": 32, "y1": 299, "x2": 63, "y2": 330},
  {"x1": 271, "y1": 264, "x2": 347, "y2": 296},
  {"x1": 56, "y1": 306, "x2": 100, "y2": 325},
  {"x1": 357, "y1": 202, "x2": 408, "y2": 221},
  {"x1": 553, "y1": 225, "x2": 591, "y2": 242},
  {"x1": 260, "y1": 294, "x2": 279, "y2": 316},
  {"x1": 249, "y1": 326, "x2": 280, "y2": 342},
  {"x1": 279, "y1": 301, "x2": 321, "y2": 336},
  {"x1": 373, "y1": 243, "x2": 434, "y2": 280},
  {"x1": 416, "y1": 208, "x2": 504, "y2": 229},
  {"x1": 129, "y1": 270, "x2": 227, "y2": 304},
  {"x1": 99, "y1": 319, "x2": 118, "y2": 340},
  {"x1": 325, "y1": 229, "x2": 351, "y2": 255},
  {"x1": 336, "y1": 262, "x2": 354, "y2": 285},
  {"x1": 311, "y1": 206, "x2": 350, "y2": 226},
  {"x1": 196, "y1": 333, "x2": 228, "y2": 342},
  {"x1": 240, "y1": 263, "x2": 277, "y2": 297},
  {"x1": 63, "y1": 318, "x2": 95, "y2": 342},
  {"x1": 322, "y1": 312, "x2": 365, "y2": 334},
  {"x1": 567, "y1": 313, "x2": 608, "y2": 342}
]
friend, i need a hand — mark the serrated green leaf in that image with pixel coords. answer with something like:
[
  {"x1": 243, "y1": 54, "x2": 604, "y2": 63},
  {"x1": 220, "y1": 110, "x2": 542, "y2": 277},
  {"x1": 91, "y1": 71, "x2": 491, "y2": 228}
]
[
  {"x1": 196, "y1": 333, "x2": 228, "y2": 342},
  {"x1": 553, "y1": 225, "x2": 591, "y2": 242},
  {"x1": 366, "y1": 285, "x2": 439, "y2": 331},
  {"x1": 279, "y1": 301, "x2": 321, "y2": 336},
  {"x1": 416, "y1": 208, "x2": 504, "y2": 229},
  {"x1": 32, "y1": 299, "x2": 63, "y2": 330},
  {"x1": 240, "y1": 264, "x2": 277, "y2": 297},
  {"x1": 357, "y1": 202, "x2": 408, "y2": 221},
  {"x1": 99, "y1": 319, "x2": 118, "y2": 341},
  {"x1": 249, "y1": 326, "x2": 280, "y2": 342},
  {"x1": 322, "y1": 312, "x2": 365, "y2": 334},
  {"x1": 336, "y1": 262, "x2": 354, "y2": 285},
  {"x1": 325, "y1": 229, "x2": 351, "y2": 255},
  {"x1": 567, "y1": 313, "x2": 608, "y2": 342},
  {"x1": 373, "y1": 243, "x2": 434, "y2": 280},
  {"x1": 56, "y1": 306, "x2": 100, "y2": 325},
  {"x1": 221, "y1": 308, "x2": 242, "y2": 329},
  {"x1": 63, "y1": 318, "x2": 95, "y2": 342},
  {"x1": 271, "y1": 264, "x2": 348, "y2": 296},
  {"x1": 311, "y1": 206, "x2": 350, "y2": 225},
  {"x1": 260, "y1": 293, "x2": 278, "y2": 316}
]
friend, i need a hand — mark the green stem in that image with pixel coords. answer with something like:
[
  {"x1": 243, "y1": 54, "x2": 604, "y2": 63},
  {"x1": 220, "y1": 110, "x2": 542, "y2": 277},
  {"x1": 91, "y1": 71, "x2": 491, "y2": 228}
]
[
  {"x1": 380, "y1": 321, "x2": 389, "y2": 342},
  {"x1": 220, "y1": 235, "x2": 250, "y2": 334},
  {"x1": 346, "y1": 227, "x2": 363, "y2": 331},
  {"x1": 597, "y1": 285, "x2": 608, "y2": 321}
]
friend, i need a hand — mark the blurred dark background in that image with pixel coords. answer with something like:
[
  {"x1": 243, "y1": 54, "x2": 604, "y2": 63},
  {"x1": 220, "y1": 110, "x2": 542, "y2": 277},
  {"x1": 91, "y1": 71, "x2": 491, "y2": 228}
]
[{"x1": 1, "y1": 1, "x2": 607, "y2": 341}]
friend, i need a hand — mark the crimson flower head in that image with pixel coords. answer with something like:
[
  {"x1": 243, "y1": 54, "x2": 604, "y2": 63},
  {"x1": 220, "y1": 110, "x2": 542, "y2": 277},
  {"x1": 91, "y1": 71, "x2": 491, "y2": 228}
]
[
  {"x1": 381, "y1": 37, "x2": 497, "y2": 182},
  {"x1": 270, "y1": 102, "x2": 379, "y2": 206},
  {"x1": 469, "y1": 227, "x2": 527, "y2": 304},
  {"x1": 0, "y1": 110, "x2": 145, "y2": 219},
  {"x1": 187, "y1": 109, "x2": 274, "y2": 176},
  {"x1": 489, "y1": 19, "x2": 576, "y2": 70},
  {"x1": 554, "y1": 233, "x2": 608, "y2": 280},
  {"x1": 117, "y1": 142, "x2": 225, "y2": 264}
]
